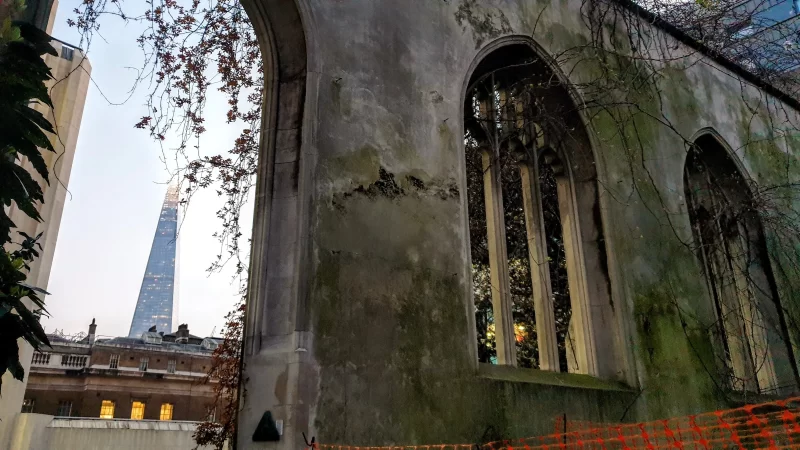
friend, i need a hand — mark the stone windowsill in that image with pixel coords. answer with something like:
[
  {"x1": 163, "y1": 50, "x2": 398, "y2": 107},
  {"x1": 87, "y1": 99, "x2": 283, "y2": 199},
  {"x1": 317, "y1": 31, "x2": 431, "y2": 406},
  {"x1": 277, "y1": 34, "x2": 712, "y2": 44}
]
[{"x1": 478, "y1": 363, "x2": 635, "y2": 392}]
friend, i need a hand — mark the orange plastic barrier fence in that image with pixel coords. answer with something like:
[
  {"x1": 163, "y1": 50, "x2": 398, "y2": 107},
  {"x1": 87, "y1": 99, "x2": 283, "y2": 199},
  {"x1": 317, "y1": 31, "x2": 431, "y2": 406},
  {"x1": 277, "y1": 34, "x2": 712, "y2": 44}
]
[{"x1": 316, "y1": 397, "x2": 800, "y2": 450}]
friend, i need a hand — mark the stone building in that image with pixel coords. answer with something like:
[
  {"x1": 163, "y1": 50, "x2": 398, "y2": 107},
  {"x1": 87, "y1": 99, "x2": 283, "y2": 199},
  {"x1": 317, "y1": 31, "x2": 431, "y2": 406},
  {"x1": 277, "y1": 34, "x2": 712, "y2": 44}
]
[
  {"x1": 23, "y1": 320, "x2": 221, "y2": 422},
  {"x1": 236, "y1": 0, "x2": 800, "y2": 449}
]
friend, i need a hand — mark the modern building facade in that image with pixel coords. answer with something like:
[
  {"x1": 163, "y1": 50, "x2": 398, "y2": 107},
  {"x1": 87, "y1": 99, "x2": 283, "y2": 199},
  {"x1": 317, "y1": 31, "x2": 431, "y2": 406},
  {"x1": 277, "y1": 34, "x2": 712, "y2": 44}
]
[
  {"x1": 729, "y1": 0, "x2": 800, "y2": 75},
  {"x1": 24, "y1": 320, "x2": 220, "y2": 422},
  {"x1": 128, "y1": 184, "x2": 180, "y2": 337},
  {"x1": 0, "y1": 0, "x2": 91, "y2": 441}
]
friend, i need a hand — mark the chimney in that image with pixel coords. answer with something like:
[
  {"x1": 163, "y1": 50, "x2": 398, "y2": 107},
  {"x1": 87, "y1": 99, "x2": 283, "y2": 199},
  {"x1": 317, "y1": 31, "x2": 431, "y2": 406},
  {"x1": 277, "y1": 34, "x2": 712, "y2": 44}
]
[
  {"x1": 176, "y1": 324, "x2": 189, "y2": 343},
  {"x1": 88, "y1": 318, "x2": 97, "y2": 346}
]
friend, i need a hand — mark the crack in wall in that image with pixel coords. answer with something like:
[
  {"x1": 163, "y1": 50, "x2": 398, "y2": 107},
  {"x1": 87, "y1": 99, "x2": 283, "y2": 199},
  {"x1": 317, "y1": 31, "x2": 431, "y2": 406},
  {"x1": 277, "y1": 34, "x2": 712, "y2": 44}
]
[{"x1": 331, "y1": 167, "x2": 460, "y2": 211}]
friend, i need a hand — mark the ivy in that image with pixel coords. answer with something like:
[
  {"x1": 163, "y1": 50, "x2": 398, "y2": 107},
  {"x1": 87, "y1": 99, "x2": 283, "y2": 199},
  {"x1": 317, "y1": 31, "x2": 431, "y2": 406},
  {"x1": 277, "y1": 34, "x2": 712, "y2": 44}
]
[{"x1": 0, "y1": 19, "x2": 55, "y2": 393}]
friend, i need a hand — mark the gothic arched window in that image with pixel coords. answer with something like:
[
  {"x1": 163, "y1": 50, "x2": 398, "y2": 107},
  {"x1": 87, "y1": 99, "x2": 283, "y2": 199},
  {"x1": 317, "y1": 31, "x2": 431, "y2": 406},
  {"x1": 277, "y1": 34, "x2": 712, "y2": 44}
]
[
  {"x1": 464, "y1": 43, "x2": 613, "y2": 376},
  {"x1": 685, "y1": 133, "x2": 797, "y2": 393}
]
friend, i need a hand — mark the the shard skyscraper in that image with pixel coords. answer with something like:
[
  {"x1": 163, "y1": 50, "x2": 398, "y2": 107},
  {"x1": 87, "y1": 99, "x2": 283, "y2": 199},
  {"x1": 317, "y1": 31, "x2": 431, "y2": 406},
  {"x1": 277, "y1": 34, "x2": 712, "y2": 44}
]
[{"x1": 128, "y1": 184, "x2": 180, "y2": 337}]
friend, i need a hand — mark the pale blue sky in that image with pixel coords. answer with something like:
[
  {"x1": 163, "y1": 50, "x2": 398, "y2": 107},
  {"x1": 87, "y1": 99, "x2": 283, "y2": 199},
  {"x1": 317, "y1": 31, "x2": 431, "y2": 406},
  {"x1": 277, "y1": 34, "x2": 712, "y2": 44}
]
[{"x1": 42, "y1": 0, "x2": 253, "y2": 339}]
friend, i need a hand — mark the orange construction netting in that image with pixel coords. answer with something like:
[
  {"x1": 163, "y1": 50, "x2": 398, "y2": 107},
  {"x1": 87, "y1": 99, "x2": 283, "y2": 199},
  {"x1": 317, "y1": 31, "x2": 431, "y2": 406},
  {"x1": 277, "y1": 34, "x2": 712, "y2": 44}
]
[{"x1": 315, "y1": 397, "x2": 800, "y2": 450}]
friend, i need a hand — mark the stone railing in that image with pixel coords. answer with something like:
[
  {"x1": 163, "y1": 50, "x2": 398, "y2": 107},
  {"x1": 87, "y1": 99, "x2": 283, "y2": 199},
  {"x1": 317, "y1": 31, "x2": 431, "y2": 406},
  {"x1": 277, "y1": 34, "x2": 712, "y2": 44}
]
[
  {"x1": 31, "y1": 352, "x2": 51, "y2": 366},
  {"x1": 60, "y1": 354, "x2": 88, "y2": 368}
]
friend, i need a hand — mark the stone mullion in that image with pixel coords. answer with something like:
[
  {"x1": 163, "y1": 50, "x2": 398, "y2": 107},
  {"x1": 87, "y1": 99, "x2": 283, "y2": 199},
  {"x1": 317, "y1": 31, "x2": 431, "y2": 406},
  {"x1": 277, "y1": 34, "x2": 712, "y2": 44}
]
[
  {"x1": 520, "y1": 158, "x2": 559, "y2": 372},
  {"x1": 479, "y1": 88, "x2": 517, "y2": 366},
  {"x1": 555, "y1": 173, "x2": 599, "y2": 376},
  {"x1": 481, "y1": 147, "x2": 517, "y2": 366},
  {"x1": 704, "y1": 174, "x2": 756, "y2": 391},
  {"x1": 713, "y1": 236, "x2": 758, "y2": 391},
  {"x1": 729, "y1": 225, "x2": 777, "y2": 392}
]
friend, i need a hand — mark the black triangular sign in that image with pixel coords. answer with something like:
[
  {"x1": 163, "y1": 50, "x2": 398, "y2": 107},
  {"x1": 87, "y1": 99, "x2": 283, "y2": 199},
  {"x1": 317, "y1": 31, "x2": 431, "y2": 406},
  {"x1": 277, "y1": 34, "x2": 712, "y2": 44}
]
[{"x1": 253, "y1": 411, "x2": 281, "y2": 442}]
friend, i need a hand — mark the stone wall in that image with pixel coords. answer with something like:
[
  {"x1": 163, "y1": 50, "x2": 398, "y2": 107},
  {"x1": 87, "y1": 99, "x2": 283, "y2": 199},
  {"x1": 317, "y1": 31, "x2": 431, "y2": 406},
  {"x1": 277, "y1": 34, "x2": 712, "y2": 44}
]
[
  {"x1": 3, "y1": 414, "x2": 223, "y2": 450},
  {"x1": 238, "y1": 0, "x2": 800, "y2": 448}
]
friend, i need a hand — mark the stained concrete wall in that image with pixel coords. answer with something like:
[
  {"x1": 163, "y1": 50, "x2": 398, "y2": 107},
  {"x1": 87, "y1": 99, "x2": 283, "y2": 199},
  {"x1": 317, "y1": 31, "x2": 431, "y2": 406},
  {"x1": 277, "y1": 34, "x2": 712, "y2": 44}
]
[
  {"x1": 239, "y1": 0, "x2": 800, "y2": 449},
  {"x1": 5, "y1": 414, "x2": 222, "y2": 450}
]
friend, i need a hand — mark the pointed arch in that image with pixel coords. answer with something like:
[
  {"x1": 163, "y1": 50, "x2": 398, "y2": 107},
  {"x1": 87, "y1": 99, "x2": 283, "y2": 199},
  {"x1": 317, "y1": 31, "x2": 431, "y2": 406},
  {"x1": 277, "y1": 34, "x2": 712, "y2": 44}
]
[
  {"x1": 684, "y1": 129, "x2": 799, "y2": 394},
  {"x1": 459, "y1": 36, "x2": 619, "y2": 378},
  {"x1": 238, "y1": 0, "x2": 314, "y2": 447}
]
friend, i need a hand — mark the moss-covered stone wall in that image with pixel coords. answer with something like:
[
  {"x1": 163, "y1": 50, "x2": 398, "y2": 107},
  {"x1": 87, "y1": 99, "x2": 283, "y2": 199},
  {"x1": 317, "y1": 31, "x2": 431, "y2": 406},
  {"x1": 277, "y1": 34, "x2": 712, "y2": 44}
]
[{"x1": 240, "y1": 0, "x2": 800, "y2": 448}]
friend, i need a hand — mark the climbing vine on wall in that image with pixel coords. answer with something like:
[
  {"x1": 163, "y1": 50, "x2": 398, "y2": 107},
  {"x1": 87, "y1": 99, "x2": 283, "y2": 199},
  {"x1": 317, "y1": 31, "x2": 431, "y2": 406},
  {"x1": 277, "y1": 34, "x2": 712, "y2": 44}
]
[{"x1": 0, "y1": 16, "x2": 54, "y2": 394}]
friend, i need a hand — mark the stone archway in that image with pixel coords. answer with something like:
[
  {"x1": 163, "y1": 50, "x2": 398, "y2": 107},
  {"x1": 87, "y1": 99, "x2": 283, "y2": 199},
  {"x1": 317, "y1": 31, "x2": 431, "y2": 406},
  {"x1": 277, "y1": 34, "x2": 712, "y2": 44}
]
[{"x1": 237, "y1": 0, "x2": 313, "y2": 448}]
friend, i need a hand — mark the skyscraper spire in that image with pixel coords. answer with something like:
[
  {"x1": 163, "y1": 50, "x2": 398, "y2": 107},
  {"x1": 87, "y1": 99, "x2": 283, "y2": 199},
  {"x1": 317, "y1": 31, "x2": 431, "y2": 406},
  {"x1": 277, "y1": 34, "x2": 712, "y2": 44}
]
[{"x1": 128, "y1": 184, "x2": 179, "y2": 337}]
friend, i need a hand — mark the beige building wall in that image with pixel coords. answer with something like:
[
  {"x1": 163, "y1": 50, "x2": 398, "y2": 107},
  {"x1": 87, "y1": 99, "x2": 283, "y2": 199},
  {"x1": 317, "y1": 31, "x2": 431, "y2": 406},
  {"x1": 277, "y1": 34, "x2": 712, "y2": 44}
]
[
  {"x1": 6, "y1": 414, "x2": 224, "y2": 450},
  {"x1": 0, "y1": 8, "x2": 91, "y2": 445},
  {"x1": 14, "y1": 40, "x2": 92, "y2": 291}
]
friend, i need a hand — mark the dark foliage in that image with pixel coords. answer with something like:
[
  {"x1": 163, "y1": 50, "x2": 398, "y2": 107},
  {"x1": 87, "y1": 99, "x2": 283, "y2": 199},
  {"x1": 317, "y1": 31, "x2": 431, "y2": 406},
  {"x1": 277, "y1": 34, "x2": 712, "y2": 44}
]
[{"x1": 0, "y1": 20, "x2": 54, "y2": 394}]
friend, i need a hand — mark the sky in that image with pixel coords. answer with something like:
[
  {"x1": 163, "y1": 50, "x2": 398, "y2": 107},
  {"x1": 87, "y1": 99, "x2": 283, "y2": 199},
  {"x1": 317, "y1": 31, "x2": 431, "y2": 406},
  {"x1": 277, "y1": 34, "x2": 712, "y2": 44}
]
[{"x1": 41, "y1": 0, "x2": 254, "y2": 340}]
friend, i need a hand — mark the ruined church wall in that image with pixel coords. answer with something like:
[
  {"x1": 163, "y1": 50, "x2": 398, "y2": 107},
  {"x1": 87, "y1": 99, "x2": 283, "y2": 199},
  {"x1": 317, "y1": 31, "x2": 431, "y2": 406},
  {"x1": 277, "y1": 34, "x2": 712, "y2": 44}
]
[{"x1": 240, "y1": 0, "x2": 800, "y2": 447}]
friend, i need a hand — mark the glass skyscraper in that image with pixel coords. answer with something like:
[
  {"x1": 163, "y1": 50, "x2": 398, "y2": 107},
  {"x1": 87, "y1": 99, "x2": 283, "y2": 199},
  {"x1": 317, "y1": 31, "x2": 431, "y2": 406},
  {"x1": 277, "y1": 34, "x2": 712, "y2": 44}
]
[{"x1": 128, "y1": 184, "x2": 179, "y2": 337}]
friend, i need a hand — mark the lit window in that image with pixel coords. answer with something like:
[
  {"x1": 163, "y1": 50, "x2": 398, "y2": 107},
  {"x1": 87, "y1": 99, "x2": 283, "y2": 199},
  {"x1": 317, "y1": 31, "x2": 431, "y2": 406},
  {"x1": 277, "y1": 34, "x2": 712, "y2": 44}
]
[
  {"x1": 99, "y1": 400, "x2": 115, "y2": 418},
  {"x1": 159, "y1": 403, "x2": 174, "y2": 420},
  {"x1": 167, "y1": 359, "x2": 176, "y2": 374},
  {"x1": 21, "y1": 398, "x2": 34, "y2": 413},
  {"x1": 131, "y1": 401, "x2": 145, "y2": 420},
  {"x1": 139, "y1": 357, "x2": 149, "y2": 372},
  {"x1": 56, "y1": 400, "x2": 72, "y2": 417},
  {"x1": 109, "y1": 354, "x2": 119, "y2": 369}
]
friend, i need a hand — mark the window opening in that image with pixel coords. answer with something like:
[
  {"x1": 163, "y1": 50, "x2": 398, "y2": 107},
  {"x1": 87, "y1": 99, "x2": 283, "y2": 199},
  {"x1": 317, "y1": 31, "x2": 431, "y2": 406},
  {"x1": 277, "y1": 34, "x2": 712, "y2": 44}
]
[
  {"x1": 21, "y1": 398, "x2": 34, "y2": 413},
  {"x1": 139, "y1": 357, "x2": 149, "y2": 372},
  {"x1": 685, "y1": 135, "x2": 800, "y2": 394},
  {"x1": 131, "y1": 401, "x2": 145, "y2": 420},
  {"x1": 56, "y1": 400, "x2": 72, "y2": 417},
  {"x1": 61, "y1": 46, "x2": 74, "y2": 61},
  {"x1": 500, "y1": 130, "x2": 539, "y2": 369},
  {"x1": 109, "y1": 354, "x2": 119, "y2": 369},
  {"x1": 464, "y1": 43, "x2": 609, "y2": 376},
  {"x1": 539, "y1": 157, "x2": 573, "y2": 372},
  {"x1": 160, "y1": 403, "x2": 174, "y2": 420},
  {"x1": 466, "y1": 125, "x2": 497, "y2": 364},
  {"x1": 100, "y1": 400, "x2": 115, "y2": 419}
]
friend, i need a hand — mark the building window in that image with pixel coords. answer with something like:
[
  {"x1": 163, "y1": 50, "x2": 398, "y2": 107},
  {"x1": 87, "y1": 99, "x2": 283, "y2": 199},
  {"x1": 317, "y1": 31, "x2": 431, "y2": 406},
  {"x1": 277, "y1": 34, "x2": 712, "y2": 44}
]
[
  {"x1": 21, "y1": 398, "x2": 34, "y2": 413},
  {"x1": 159, "y1": 403, "x2": 174, "y2": 420},
  {"x1": 56, "y1": 401, "x2": 72, "y2": 417},
  {"x1": 139, "y1": 357, "x2": 149, "y2": 372},
  {"x1": 109, "y1": 354, "x2": 119, "y2": 369},
  {"x1": 167, "y1": 359, "x2": 176, "y2": 374},
  {"x1": 130, "y1": 401, "x2": 145, "y2": 420},
  {"x1": 464, "y1": 44, "x2": 610, "y2": 376},
  {"x1": 99, "y1": 400, "x2": 115, "y2": 419},
  {"x1": 60, "y1": 46, "x2": 74, "y2": 61},
  {"x1": 685, "y1": 134, "x2": 798, "y2": 394},
  {"x1": 207, "y1": 407, "x2": 216, "y2": 423}
]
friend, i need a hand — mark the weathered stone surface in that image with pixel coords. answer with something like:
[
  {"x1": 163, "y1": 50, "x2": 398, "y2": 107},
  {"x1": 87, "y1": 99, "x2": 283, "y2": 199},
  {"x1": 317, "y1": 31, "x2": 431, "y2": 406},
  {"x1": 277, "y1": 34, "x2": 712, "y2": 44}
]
[{"x1": 239, "y1": 0, "x2": 800, "y2": 448}]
